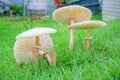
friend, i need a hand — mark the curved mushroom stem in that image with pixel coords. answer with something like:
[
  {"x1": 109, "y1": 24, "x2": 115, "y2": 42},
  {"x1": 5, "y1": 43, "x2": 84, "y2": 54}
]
[
  {"x1": 32, "y1": 48, "x2": 56, "y2": 69},
  {"x1": 46, "y1": 51, "x2": 56, "y2": 65},
  {"x1": 39, "y1": 50, "x2": 56, "y2": 65},
  {"x1": 69, "y1": 17, "x2": 75, "y2": 50},
  {"x1": 86, "y1": 28, "x2": 91, "y2": 50}
]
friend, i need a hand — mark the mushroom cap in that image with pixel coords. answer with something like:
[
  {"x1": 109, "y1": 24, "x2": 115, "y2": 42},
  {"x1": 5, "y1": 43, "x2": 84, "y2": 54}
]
[
  {"x1": 52, "y1": 5, "x2": 92, "y2": 25},
  {"x1": 69, "y1": 21, "x2": 106, "y2": 29},
  {"x1": 14, "y1": 35, "x2": 53, "y2": 64},
  {"x1": 16, "y1": 28, "x2": 57, "y2": 39}
]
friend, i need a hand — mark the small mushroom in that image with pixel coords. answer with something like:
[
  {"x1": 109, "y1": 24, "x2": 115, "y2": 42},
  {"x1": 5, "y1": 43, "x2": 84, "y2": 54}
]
[
  {"x1": 14, "y1": 28, "x2": 57, "y2": 68},
  {"x1": 53, "y1": 5, "x2": 92, "y2": 50},
  {"x1": 69, "y1": 20, "x2": 106, "y2": 49}
]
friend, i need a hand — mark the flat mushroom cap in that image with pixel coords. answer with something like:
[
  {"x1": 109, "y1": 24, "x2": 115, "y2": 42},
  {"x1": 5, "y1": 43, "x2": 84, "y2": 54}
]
[
  {"x1": 52, "y1": 5, "x2": 92, "y2": 25},
  {"x1": 69, "y1": 21, "x2": 106, "y2": 29},
  {"x1": 14, "y1": 35, "x2": 53, "y2": 64},
  {"x1": 16, "y1": 28, "x2": 57, "y2": 39}
]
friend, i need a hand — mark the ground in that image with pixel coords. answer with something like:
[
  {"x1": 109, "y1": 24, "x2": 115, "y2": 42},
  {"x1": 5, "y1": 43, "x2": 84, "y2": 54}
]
[{"x1": 0, "y1": 14, "x2": 120, "y2": 80}]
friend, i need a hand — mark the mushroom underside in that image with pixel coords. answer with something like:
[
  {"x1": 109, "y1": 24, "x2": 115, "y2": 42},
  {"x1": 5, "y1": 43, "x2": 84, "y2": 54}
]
[
  {"x1": 53, "y1": 5, "x2": 92, "y2": 25},
  {"x1": 14, "y1": 35, "x2": 53, "y2": 64}
]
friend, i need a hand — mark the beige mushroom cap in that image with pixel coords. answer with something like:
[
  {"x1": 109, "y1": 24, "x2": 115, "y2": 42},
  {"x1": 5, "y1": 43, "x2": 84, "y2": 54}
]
[
  {"x1": 52, "y1": 5, "x2": 92, "y2": 25},
  {"x1": 69, "y1": 21, "x2": 106, "y2": 29},
  {"x1": 14, "y1": 35, "x2": 53, "y2": 64},
  {"x1": 16, "y1": 28, "x2": 57, "y2": 39}
]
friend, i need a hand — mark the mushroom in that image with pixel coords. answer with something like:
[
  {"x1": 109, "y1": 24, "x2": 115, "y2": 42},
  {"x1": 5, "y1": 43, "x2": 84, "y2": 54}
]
[
  {"x1": 14, "y1": 27, "x2": 57, "y2": 68},
  {"x1": 69, "y1": 20, "x2": 106, "y2": 49},
  {"x1": 52, "y1": 5, "x2": 92, "y2": 50}
]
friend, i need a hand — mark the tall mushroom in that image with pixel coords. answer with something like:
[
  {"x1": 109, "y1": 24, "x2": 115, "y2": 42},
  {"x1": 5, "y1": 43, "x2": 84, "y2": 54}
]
[
  {"x1": 52, "y1": 5, "x2": 92, "y2": 50},
  {"x1": 69, "y1": 20, "x2": 106, "y2": 49},
  {"x1": 14, "y1": 28, "x2": 57, "y2": 68}
]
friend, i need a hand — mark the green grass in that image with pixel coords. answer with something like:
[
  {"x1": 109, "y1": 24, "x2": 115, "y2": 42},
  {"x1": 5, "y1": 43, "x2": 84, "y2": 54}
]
[{"x1": 0, "y1": 14, "x2": 120, "y2": 80}]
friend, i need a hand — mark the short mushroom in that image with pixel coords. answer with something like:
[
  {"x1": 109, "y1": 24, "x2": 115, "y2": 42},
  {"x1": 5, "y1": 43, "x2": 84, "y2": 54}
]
[
  {"x1": 69, "y1": 20, "x2": 106, "y2": 49},
  {"x1": 52, "y1": 5, "x2": 92, "y2": 50},
  {"x1": 14, "y1": 27, "x2": 57, "y2": 68}
]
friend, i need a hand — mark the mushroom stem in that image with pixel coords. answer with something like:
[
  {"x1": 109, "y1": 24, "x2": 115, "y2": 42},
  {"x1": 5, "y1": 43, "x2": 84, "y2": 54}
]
[
  {"x1": 35, "y1": 36, "x2": 40, "y2": 46},
  {"x1": 33, "y1": 36, "x2": 41, "y2": 69},
  {"x1": 33, "y1": 48, "x2": 40, "y2": 69},
  {"x1": 69, "y1": 17, "x2": 75, "y2": 50},
  {"x1": 69, "y1": 28, "x2": 74, "y2": 50},
  {"x1": 34, "y1": 54, "x2": 38, "y2": 69},
  {"x1": 86, "y1": 28, "x2": 91, "y2": 49}
]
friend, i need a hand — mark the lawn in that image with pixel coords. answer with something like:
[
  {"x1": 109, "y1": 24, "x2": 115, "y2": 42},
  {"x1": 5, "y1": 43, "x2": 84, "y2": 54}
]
[{"x1": 0, "y1": 14, "x2": 120, "y2": 80}]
